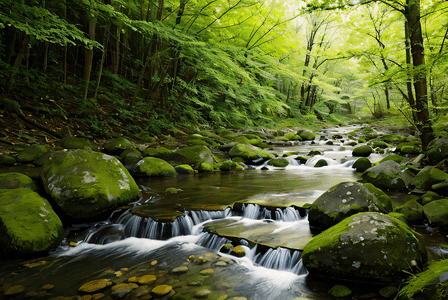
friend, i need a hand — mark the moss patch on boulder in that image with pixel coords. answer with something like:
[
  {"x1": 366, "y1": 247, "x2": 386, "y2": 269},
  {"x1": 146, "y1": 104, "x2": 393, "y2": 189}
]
[
  {"x1": 353, "y1": 157, "x2": 371, "y2": 172},
  {"x1": 362, "y1": 160, "x2": 414, "y2": 191},
  {"x1": 142, "y1": 146, "x2": 173, "y2": 160},
  {"x1": 175, "y1": 164, "x2": 195, "y2": 174},
  {"x1": 56, "y1": 136, "x2": 97, "y2": 150},
  {"x1": 352, "y1": 145, "x2": 373, "y2": 157},
  {"x1": 17, "y1": 145, "x2": 48, "y2": 163},
  {"x1": 0, "y1": 172, "x2": 38, "y2": 191},
  {"x1": 229, "y1": 144, "x2": 273, "y2": 165},
  {"x1": 394, "y1": 200, "x2": 423, "y2": 224},
  {"x1": 103, "y1": 137, "x2": 133, "y2": 155},
  {"x1": 134, "y1": 157, "x2": 176, "y2": 177},
  {"x1": 267, "y1": 158, "x2": 289, "y2": 168},
  {"x1": 423, "y1": 199, "x2": 448, "y2": 227}
]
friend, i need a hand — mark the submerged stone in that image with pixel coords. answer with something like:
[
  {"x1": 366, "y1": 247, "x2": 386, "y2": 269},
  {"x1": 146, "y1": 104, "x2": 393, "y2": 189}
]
[
  {"x1": 79, "y1": 279, "x2": 112, "y2": 293},
  {"x1": 151, "y1": 285, "x2": 173, "y2": 297},
  {"x1": 0, "y1": 188, "x2": 64, "y2": 254},
  {"x1": 302, "y1": 212, "x2": 427, "y2": 281},
  {"x1": 41, "y1": 149, "x2": 140, "y2": 219}
]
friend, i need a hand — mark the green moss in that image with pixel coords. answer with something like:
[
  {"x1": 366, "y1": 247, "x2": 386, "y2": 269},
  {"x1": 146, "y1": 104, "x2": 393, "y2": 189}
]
[
  {"x1": 219, "y1": 161, "x2": 243, "y2": 171},
  {"x1": 175, "y1": 164, "x2": 195, "y2": 174},
  {"x1": 364, "y1": 183, "x2": 393, "y2": 212},
  {"x1": 267, "y1": 158, "x2": 289, "y2": 168},
  {"x1": 142, "y1": 146, "x2": 173, "y2": 159},
  {"x1": 103, "y1": 137, "x2": 132, "y2": 154},
  {"x1": 17, "y1": 145, "x2": 48, "y2": 163},
  {"x1": 314, "y1": 159, "x2": 328, "y2": 168},
  {"x1": 135, "y1": 157, "x2": 176, "y2": 177},
  {"x1": 328, "y1": 285, "x2": 352, "y2": 298},
  {"x1": 0, "y1": 172, "x2": 38, "y2": 191}
]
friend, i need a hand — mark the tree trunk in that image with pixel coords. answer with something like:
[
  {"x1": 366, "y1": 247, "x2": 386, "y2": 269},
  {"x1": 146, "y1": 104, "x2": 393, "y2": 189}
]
[
  {"x1": 404, "y1": 20, "x2": 416, "y2": 118},
  {"x1": 406, "y1": 0, "x2": 434, "y2": 151},
  {"x1": 82, "y1": 14, "x2": 97, "y2": 102},
  {"x1": 6, "y1": 34, "x2": 31, "y2": 94},
  {"x1": 94, "y1": 23, "x2": 111, "y2": 100}
]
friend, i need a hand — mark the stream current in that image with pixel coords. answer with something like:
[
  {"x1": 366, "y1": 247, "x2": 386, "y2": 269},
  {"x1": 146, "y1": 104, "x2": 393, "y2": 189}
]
[{"x1": 2, "y1": 125, "x2": 443, "y2": 300}]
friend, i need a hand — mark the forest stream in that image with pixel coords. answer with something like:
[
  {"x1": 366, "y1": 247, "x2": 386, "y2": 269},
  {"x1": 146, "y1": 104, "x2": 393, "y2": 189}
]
[{"x1": 1, "y1": 125, "x2": 447, "y2": 300}]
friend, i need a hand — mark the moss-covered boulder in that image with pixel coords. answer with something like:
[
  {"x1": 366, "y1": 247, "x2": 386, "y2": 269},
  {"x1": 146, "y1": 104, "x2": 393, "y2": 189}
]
[
  {"x1": 423, "y1": 199, "x2": 448, "y2": 227},
  {"x1": 0, "y1": 155, "x2": 16, "y2": 166},
  {"x1": 0, "y1": 188, "x2": 64, "y2": 254},
  {"x1": 352, "y1": 145, "x2": 373, "y2": 157},
  {"x1": 267, "y1": 158, "x2": 289, "y2": 168},
  {"x1": 234, "y1": 134, "x2": 263, "y2": 146},
  {"x1": 396, "y1": 142, "x2": 420, "y2": 155},
  {"x1": 397, "y1": 259, "x2": 448, "y2": 300},
  {"x1": 295, "y1": 156, "x2": 309, "y2": 164},
  {"x1": 314, "y1": 159, "x2": 328, "y2": 168},
  {"x1": 175, "y1": 164, "x2": 195, "y2": 174},
  {"x1": 372, "y1": 141, "x2": 391, "y2": 149},
  {"x1": 229, "y1": 144, "x2": 273, "y2": 165},
  {"x1": 17, "y1": 145, "x2": 48, "y2": 163},
  {"x1": 0, "y1": 172, "x2": 38, "y2": 191},
  {"x1": 426, "y1": 137, "x2": 448, "y2": 164},
  {"x1": 376, "y1": 154, "x2": 406, "y2": 165},
  {"x1": 218, "y1": 161, "x2": 244, "y2": 171},
  {"x1": 103, "y1": 137, "x2": 133, "y2": 155},
  {"x1": 394, "y1": 200, "x2": 424, "y2": 224},
  {"x1": 420, "y1": 191, "x2": 443, "y2": 205},
  {"x1": 362, "y1": 160, "x2": 414, "y2": 191},
  {"x1": 381, "y1": 134, "x2": 408, "y2": 144},
  {"x1": 142, "y1": 146, "x2": 173, "y2": 160},
  {"x1": 41, "y1": 150, "x2": 140, "y2": 219},
  {"x1": 308, "y1": 150, "x2": 322, "y2": 156},
  {"x1": 285, "y1": 132, "x2": 302, "y2": 141},
  {"x1": 55, "y1": 136, "x2": 97, "y2": 150},
  {"x1": 308, "y1": 182, "x2": 392, "y2": 229},
  {"x1": 299, "y1": 130, "x2": 316, "y2": 141},
  {"x1": 173, "y1": 146, "x2": 218, "y2": 170},
  {"x1": 120, "y1": 148, "x2": 143, "y2": 166},
  {"x1": 302, "y1": 212, "x2": 427, "y2": 281},
  {"x1": 412, "y1": 166, "x2": 448, "y2": 191},
  {"x1": 353, "y1": 157, "x2": 371, "y2": 172},
  {"x1": 134, "y1": 157, "x2": 176, "y2": 177}
]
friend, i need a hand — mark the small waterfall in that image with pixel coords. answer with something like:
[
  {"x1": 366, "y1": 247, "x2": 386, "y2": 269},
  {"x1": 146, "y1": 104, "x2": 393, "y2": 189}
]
[
  {"x1": 305, "y1": 155, "x2": 338, "y2": 167},
  {"x1": 196, "y1": 232, "x2": 232, "y2": 250},
  {"x1": 240, "y1": 204, "x2": 306, "y2": 221},
  {"x1": 253, "y1": 247, "x2": 308, "y2": 275}
]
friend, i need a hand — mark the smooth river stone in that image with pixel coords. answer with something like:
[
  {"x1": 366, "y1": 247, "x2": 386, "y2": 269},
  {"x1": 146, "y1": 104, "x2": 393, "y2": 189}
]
[
  {"x1": 200, "y1": 269, "x2": 214, "y2": 275},
  {"x1": 4, "y1": 285, "x2": 25, "y2": 295},
  {"x1": 151, "y1": 285, "x2": 173, "y2": 297},
  {"x1": 138, "y1": 275, "x2": 156, "y2": 284},
  {"x1": 194, "y1": 288, "x2": 211, "y2": 299},
  {"x1": 79, "y1": 279, "x2": 112, "y2": 293},
  {"x1": 172, "y1": 266, "x2": 189, "y2": 274},
  {"x1": 111, "y1": 283, "x2": 138, "y2": 297}
]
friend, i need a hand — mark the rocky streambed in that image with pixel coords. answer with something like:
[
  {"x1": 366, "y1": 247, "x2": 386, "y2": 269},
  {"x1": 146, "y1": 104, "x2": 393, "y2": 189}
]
[{"x1": 1, "y1": 125, "x2": 448, "y2": 299}]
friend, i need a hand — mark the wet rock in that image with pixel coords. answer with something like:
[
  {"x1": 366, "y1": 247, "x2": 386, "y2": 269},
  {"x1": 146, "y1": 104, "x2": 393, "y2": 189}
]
[
  {"x1": 134, "y1": 157, "x2": 176, "y2": 177},
  {"x1": 394, "y1": 200, "x2": 423, "y2": 224},
  {"x1": 229, "y1": 144, "x2": 272, "y2": 165},
  {"x1": 285, "y1": 132, "x2": 302, "y2": 141},
  {"x1": 0, "y1": 155, "x2": 16, "y2": 166},
  {"x1": 426, "y1": 137, "x2": 448, "y2": 164},
  {"x1": 380, "y1": 285, "x2": 398, "y2": 298},
  {"x1": 197, "y1": 257, "x2": 207, "y2": 264},
  {"x1": 103, "y1": 137, "x2": 133, "y2": 155},
  {"x1": 234, "y1": 134, "x2": 263, "y2": 146},
  {"x1": 0, "y1": 188, "x2": 64, "y2": 254},
  {"x1": 120, "y1": 148, "x2": 143, "y2": 166},
  {"x1": 173, "y1": 146, "x2": 219, "y2": 170},
  {"x1": 267, "y1": 158, "x2": 289, "y2": 168},
  {"x1": 295, "y1": 156, "x2": 308, "y2": 164},
  {"x1": 17, "y1": 145, "x2": 48, "y2": 163},
  {"x1": 0, "y1": 172, "x2": 38, "y2": 191},
  {"x1": 362, "y1": 160, "x2": 414, "y2": 191},
  {"x1": 230, "y1": 245, "x2": 245, "y2": 257},
  {"x1": 308, "y1": 182, "x2": 392, "y2": 229},
  {"x1": 420, "y1": 191, "x2": 443, "y2": 205},
  {"x1": 142, "y1": 146, "x2": 173, "y2": 160},
  {"x1": 138, "y1": 275, "x2": 157, "y2": 284},
  {"x1": 172, "y1": 266, "x2": 189, "y2": 274},
  {"x1": 352, "y1": 145, "x2": 372, "y2": 157},
  {"x1": 307, "y1": 150, "x2": 321, "y2": 156},
  {"x1": 41, "y1": 149, "x2": 140, "y2": 218},
  {"x1": 353, "y1": 157, "x2": 371, "y2": 172},
  {"x1": 111, "y1": 283, "x2": 138, "y2": 298},
  {"x1": 218, "y1": 161, "x2": 244, "y2": 171},
  {"x1": 423, "y1": 199, "x2": 448, "y2": 227},
  {"x1": 412, "y1": 166, "x2": 448, "y2": 191},
  {"x1": 298, "y1": 130, "x2": 316, "y2": 141},
  {"x1": 200, "y1": 269, "x2": 214, "y2": 275},
  {"x1": 395, "y1": 142, "x2": 420, "y2": 155},
  {"x1": 151, "y1": 285, "x2": 173, "y2": 297},
  {"x1": 372, "y1": 141, "x2": 391, "y2": 149},
  {"x1": 381, "y1": 134, "x2": 408, "y2": 144},
  {"x1": 328, "y1": 285, "x2": 352, "y2": 297},
  {"x1": 175, "y1": 164, "x2": 195, "y2": 174},
  {"x1": 56, "y1": 137, "x2": 97, "y2": 151},
  {"x1": 42, "y1": 284, "x2": 54, "y2": 290},
  {"x1": 130, "y1": 285, "x2": 151, "y2": 298},
  {"x1": 302, "y1": 212, "x2": 427, "y2": 281},
  {"x1": 4, "y1": 285, "x2": 25, "y2": 295},
  {"x1": 79, "y1": 279, "x2": 112, "y2": 293},
  {"x1": 194, "y1": 288, "x2": 212, "y2": 298},
  {"x1": 314, "y1": 159, "x2": 328, "y2": 168}
]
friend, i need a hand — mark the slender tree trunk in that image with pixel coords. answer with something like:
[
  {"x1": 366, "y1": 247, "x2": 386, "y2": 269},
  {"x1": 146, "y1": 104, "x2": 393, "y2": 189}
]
[
  {"x1": 6, "y1": 34, "x2": 31, "y2": 94},
  {"x1": 43, "y1": 42, "x2": 49, "y2": 72},
  {"x1": 406, "y1": 0, "x2": 434, "y2": 151},
  {"x1": 94, "y1": 24, "x2": 110, "y2": 100},
  {"x1": 82, "y1": 14, "x2": 97, "y2": 102},
  {"x1": 111, "y1": 24, "x2": 120, "y2": 75},
  {"x1": 404, "y1": 20, "x2": 416, "y2": 116}
]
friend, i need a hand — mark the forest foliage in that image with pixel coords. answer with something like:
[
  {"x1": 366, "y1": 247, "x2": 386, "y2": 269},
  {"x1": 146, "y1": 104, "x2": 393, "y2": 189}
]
[{"x1": 1, "y1": 0, "x2": 448, "y2": 143}]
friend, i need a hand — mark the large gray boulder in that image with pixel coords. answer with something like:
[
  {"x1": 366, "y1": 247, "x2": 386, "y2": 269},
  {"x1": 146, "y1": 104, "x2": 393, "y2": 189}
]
[
  {"x1": 0, "y1": 188, "x2": 64, "y2": 254},
  {"x1": 229, "y1": 144, "x2": 273, "y2": 165},
  {"x1": 412, "y1": 166, "x2": 448, "y2": 191},
  {"x1": 362, "y1": 160, "x2": 414, "y2": 190},
  {"x1": 308, "y1": 182, "x2": 392, "y2": 229},
  {"x1": 423, "y1": 199, "x2": 448, "y2": 227},
  {"x1": 302, "y1": 212, "x2": 427, "y2": 281},
  {"x1": 426, "y1": 137, "x2": 448, "y2": 164},
  {"x1": 41, "y1": 150, "x2": 140, "y2": 219}
]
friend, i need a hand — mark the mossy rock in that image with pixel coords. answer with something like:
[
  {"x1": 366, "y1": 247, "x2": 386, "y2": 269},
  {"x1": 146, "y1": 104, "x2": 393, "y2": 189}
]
[
  {"x1": 352, "y1": 145, "x2": 372, "y2": 157},
  {"x1": 314, "y1": 159, "x2": 328, "y2": 168},
  {"x1": 175, "y1": 164, "x2": 195, "y2": 174},
  {"x1": 187, "y1": 139, "x2": 210, "y2": 146},
  {"x1": 120, "y1": 148, "x2": 143, "y2": 166},
  {"x1": 372, "y1": 140, "x2": 391, "y2": 149},
  {"x1": 142, "y1": 146, "x2": 173, "y2": 160},
  {"x1": 0, "y1": 155, "x2": 16, "y2": 166},
  {"x1": 387, "y1": 212, "x2": 408, "y2": 224},
  {"x1": 229, "y1": 143, "x2": 273, "y2": 165},
  {"x1": 34, "y1": 151, "x2": 53, "y2": 166},
  {"x1": 375, "y1": 154, "x2": 406, "y2": 165},
  {"x1": 283, "y1": 152, "x2": 299, "y2": 157},
  {"x1": 299, "y1": 130, "x2": 316, "y2": 141},
  {"x1": 267, "y1": 158, "x2": 289, "y2": 168},
  {"x1": 308, "y1": 182, "x2": 392, "y2": 229},
  {"x1": 362, "y1": 160, "x2": 414, "y2": 191},
  {"x1": 302, "y1": 212, "x2": 427, "y2": 281},
  {"x1": 353, "y1": 157, "x2": 371, "y2": 173},
  {"x1": 394, "y1": 200, "x2": 423, "y2": 224},
  {"x1": 397, "y1": 259, "x2": 448, "y2": 300},
  {"x1": 275, "y1": 136, "x2": 289, "y2": 142},
  {"x1": 103, "y1": 137, "x2": 133, "y2": 155},
  {"x1": 234, "y1": 134, "x2": 263, "y2": 146},
  {"x1": 134, "y1": 157, "x2": 176, "y2": 177},
  {"x1": 308, "y1": 150, "x2": 322, "y2": 156},
  {"x1": 0, "y1": 172, "x2": 38, "y2": 191},
  {"x1": 198, "y1": 162, "x2": 219, "y2": 173},
  {"x1": 423, "y1": 199, "x2": 448, "y2": 227},
  {"x1": 381, "y1": 134, "x2": 408, "y2": 144},
  {"x1": 396, "y1": 142, "x2": 420, "y2": 155},
  {"x1": 41, "y1": 149, "x2": 140, "y2": 219},
  {"x1": 231, "y1": 157, "x2": 246, "y2": 163},
  {"x1": 295, "y1": 156, "x2": 309, "y2": 164},
  {"x1": 358, "y1": 137, "x2": 366, "y2": 143},
  {"x1": 413, "y1": 166, "x2": 448, "y2": 191},
  {"x1": 285, "y1": 132, "x2": 302, "y2": 141},
  {"x1": 0, "y1": 188, "x2": 64, "y2": 254},
  {"x1": 173, "y1": 146, "x2": 217, "y2": 169},
  {"x1": 55, "y1": 136, "x2": 97, "y2": 150},
  {"x1": 426, "y1": 137, "x2": 448, "y2": 164},
  {"x1": 328, "y1": 285, "x2": 352, "y2": 298},
  {"x1": 17, "y1": 145, "x2": 48, "y2": 163},
  {"x1": 218, "y1": 161, "x2": 244, "y2": 171},
  {"x1": 420, "y1": 191, "x2": 443, "y2": 205},
  {"x1": 346, "y1": 141, "x2": 357, "y2": 146},
  {"x1": 231, "y1": 245, "x2": 245, "y2": 257}
]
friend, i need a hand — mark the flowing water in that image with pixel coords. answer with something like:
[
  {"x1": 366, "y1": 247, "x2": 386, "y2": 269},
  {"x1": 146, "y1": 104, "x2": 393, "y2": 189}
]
[{"x1": 1, "y1": 125, "x2": 442, "y2": 300}]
